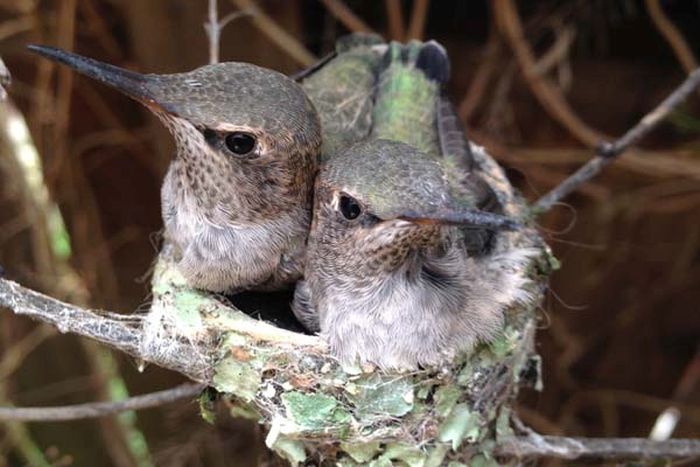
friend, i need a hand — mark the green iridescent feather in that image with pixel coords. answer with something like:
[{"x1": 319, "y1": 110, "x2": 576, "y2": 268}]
[
  {"x1": 301, "y1": 34, "x2": 384, "y2": 159},
  {"x1": 371, "y1": 41, "x2": 442, "y2": 155}
]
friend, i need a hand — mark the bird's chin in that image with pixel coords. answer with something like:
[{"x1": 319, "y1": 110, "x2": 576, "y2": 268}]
[{"x1": 362, "y1": 219, "x2": 424, "y2": 248}]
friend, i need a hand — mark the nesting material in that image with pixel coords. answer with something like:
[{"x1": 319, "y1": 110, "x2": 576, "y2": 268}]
[{"x1": 141, "y1": 142, "x2": 553, "y2": 465}]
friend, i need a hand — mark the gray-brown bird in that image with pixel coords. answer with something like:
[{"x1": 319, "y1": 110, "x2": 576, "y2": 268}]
[
  {"x1": 29, "y1": 45, "x2": 321, "y2": 293},
  {"x1": 299, "y1": 33, "x2": 385, "y2": 158},
  {"x1": 293, "y1": 42, "x2": 533, "y2": 369}
]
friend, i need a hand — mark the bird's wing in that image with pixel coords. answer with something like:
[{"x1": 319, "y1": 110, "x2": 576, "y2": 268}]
[
  {"x1": 437, "y1": 93, "x2": 473, "y2": 171},
  {"x1": 438, "y1": 95, "x2": 501, "y2": 213},
  {"x1": 291, "y1": 280, "x2": 320, "y2": 333},
  {"x1": 299, "y1": 33, "x2": 385, "y2": 159}
]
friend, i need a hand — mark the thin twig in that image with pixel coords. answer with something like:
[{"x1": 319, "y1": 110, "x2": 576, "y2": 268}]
[
  {"x1": 533, "y1": 67, "x2": 700, "y2": 213},
  {"x1": 0, "y1": 383, "x2": 205, "y2": 422},
  {"x1": 0, "y1": 325, "x2": 54, "y2": 380},
  {"x1": 649, "y1": 344, "x2": 700, "y2": 440},
  {"x1": 496, "y1": 435, "x2": 700, "y2": 460},
  {"x1": 319, "y1": 0, "x2": 374, "y2": 34},
  {"x1": 384, "y1": 0, "x2": 405, "y2": 40},
  {"x1": 645, "y1": 0, "x2": 698, "y2": 73},
  {"x1": 493, "y1": 0, "x2": 605, "y2": 146},
  {"x1": 0, "y1": 390, "x2": 51, "y2": 467},
  {"x1": 502, "y1": 148, "x2": 700, "y2": 181},
  {"x1": 531, "y1": 23, "x2": 575, "y2": 83},
  {"x1": 219, "y1": 10, "x2": 250, "y2": 29},
  {"x1": 458, "y1": 22, "x2": 502, "y2": 121},
  {"x1": 79, "y1": 0, "x2": 123, "y2": 60},
  {"x1": 0, "y1": 16, "x2": 35, "y2": 42},
  {"x1": 205, "y1": 1, "x2": 251, "y2": 64},
  {"x1": 230, "y1": 0, "x2": 317, "y2": 66},
  {"x1": 206, "y1": 0, "x2": 220, "y2": 64},
  {"x1": 406, "y1": 0, "x2": 429, "y2": 40}
]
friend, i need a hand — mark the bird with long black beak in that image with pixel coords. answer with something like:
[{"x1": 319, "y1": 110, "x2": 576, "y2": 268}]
[
  {"x1": 28, "y1": 45, "x2": 321, "y2": 293},
  {"x1": 293, "y1": 41, "x2": 533, "y2": 369}
]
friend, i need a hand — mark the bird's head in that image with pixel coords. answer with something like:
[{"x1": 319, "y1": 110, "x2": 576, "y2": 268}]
[
  {"x1": 309, "y1": 139, "x2": 518, "y2": 272},
  {"x1": 29, "y1": 45, "x2": 321, "y2": 222}
]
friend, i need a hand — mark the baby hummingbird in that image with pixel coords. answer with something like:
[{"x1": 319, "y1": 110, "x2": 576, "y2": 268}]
[
  {"x1": 29, "y1": 45, "x2": 321, "y2": 293},
  {"x1": 294, "y1": 42, "x2": 531, "y2": 369},
  {"x1": 298, "y1": 33, "x2": 385, "y2": 158}
]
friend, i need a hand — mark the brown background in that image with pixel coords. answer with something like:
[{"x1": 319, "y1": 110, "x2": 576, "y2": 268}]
[{"x1": 0, "y1": 0, "x2": 699, "y2": 465}]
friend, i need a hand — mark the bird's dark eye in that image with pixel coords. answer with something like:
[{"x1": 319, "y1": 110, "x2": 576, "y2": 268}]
[
  {"x1": 339, "y1": 195, "x2": 362, "y2": 220},
  {"x1": 224, "y1": 132, "x2": 256, "y2": 155}
]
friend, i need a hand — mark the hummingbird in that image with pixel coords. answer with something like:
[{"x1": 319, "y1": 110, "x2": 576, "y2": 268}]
[
  {"x1": 293, "y1": 41, "x2": 532, "y2": 369},
  {"x1": 28, "y1": 45, "x2": 321, "y2": 293},
  {"x1": 298, "y1": 33, "x2": 385, "y2": 158}
]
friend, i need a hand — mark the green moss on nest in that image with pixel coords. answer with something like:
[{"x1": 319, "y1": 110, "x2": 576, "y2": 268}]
[{"x1": 145, "y1": 140, "x2": 551, "y2": 465}]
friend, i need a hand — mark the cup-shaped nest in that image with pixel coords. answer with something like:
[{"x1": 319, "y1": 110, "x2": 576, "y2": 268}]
[{"x1": 144, "y1": 144, "x2": 554, "y2": 466}]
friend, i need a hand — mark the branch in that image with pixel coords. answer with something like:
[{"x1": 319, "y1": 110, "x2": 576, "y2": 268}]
[
  {"x1": 319, "y1": 0, "x2": 374, "y2": 34},
  {"x1": 384, "y1": 0, "x2": 405, "y2": 40},
  {"x1": 501, "y1": 148, "x2": 700, "y2": 181},
  {"x1": 532, "y1": 29, "x2": 574, "y2": 76},
  {"x1": 406, "y1": 0, "x2": 429, "y2": 40},
  {"x1": 649, "y1": 344, "x2": 700, "y2": 440},
  {"x1": 205, "y1": 0, "x2": 251, "y2": 64},
  {"x1": 0, "y1": 277, "x2": 212, "y2": 382},
  {"x1": 0, "y1": 383, "x2": 204, "y2": 422},
  {"x1": 493, "y1": 0, "x2": 605, "y2": 146},
  {"x1": 497, "y1": 435, "x2": 700, "y2": 460},
  {"x1": 458, "y1": 22, "x2": 502, "y2": 121},
  {"x1": 645, "y1": 0, "x2": 698, "y2": 74},
  {"x1": 230, "y1": 0, "x2": 317, "y2": 66},
  {"x1": 206, "y1": 0, "x2": 221, "y2": 64},
  {"x1": 533, "y1": 68, "x2": 700, "y2": 213}
]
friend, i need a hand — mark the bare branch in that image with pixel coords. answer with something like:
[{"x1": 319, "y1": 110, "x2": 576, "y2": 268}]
[
  {"x1": 384, "y1": 0, "x2": 405, "y2": 40},
  {"x1": 406, "y1": 0, "x2": 429, "y2": 40},
  {"x1": 493, "y1": 0, "x2": 605, "y2": 146},
  {"x1": 219, "y1": 10, "x2": 250, "y2": 29},
  {"x1": 0, "y1": 325, "x2": 54, "y2": 379},
  {"x1": 206, "y1": 0, "x2": 220, "y2": 64},
  {"x1": 0, "y1": 383, "x2": 205, "y2": 422},
  {"x1": 533, "y1": 68, "x2": 700, "y2": 213},
  {"x1": 645, "y1": 0, "x2": 698, "y2": 74},
  {"x1": 458, "y1": 23, "x2": 502, "y2": 121},
  {"x1": 204, "y1": 0, "x2": 251, "y2": 64},
  {"x1": 319, "y1": 0, "x2": 374, "y2": 34},
  {"x1": 501, "y1": 147, "x2": 700, "y2": 181},
  {"x1": 649, "y1": 344, "x2": 700, "y2": 440},
  {"x1": 0, "y1": 277, "x2": 211, "y2": 381},
  {"x1": 230, "y1": 0, "x2": 317, "y2": 66},
  {"x1": 497, "y1": 435, "x2": 700, "y2": 461},
  {"x1": 0, "y1": 16, "x2": 35, "y2": 42}
]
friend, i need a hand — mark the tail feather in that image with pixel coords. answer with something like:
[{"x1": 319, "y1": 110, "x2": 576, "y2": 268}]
[
  {"x1": 415, "y1": 40, "x2": 450, "y2": 84},
  {"x1": 379, "y1": 40, "x2": 450, "y2": 85}
]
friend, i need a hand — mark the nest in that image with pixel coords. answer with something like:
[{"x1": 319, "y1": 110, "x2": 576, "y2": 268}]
[{"x1": 137, "y1": 143, "x2": 553, "y2": 465}]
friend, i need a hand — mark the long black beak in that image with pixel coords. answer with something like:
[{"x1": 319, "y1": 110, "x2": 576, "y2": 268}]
[
  {"x1": 27, "y1": 45, "x2": 159, "y2": 107},
  {"x1": 400, "y1": 207, "x2": 521, "y2": 231}
]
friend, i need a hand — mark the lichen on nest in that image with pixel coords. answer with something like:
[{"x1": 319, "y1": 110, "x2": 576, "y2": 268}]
[{"x1": 138, "y1": 143, "x2": 553, "y2": 465}]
